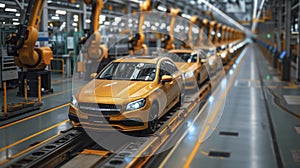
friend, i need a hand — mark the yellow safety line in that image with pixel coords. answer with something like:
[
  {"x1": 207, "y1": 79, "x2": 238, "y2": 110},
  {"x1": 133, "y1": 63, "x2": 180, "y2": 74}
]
[
  {"x1": 125, "y1": 137, "x2": 159, "y2": 168},
  {"x1": 0, "y1": 159, "x2": 9, "y2": 166},
  {"x1": 158, "y1": 48, "x2": 250, "y2": 168},
  {"x1": 0, "y1": 103, "x2": 70, "y2": 130},
  {"x1": 183, "y1": 46, "x2": 247, "y2": 168},
  {"x1": 11, "y1": 134, "x2": 61, "y2": 158},
  {"x1": 81, "y1": 149, "x2": 110, "y2": 156},
  {"x1": 42, "y1": 87, "x2": 79, "y2": 99},
  {"x1": 0, "y1": 119, "x2": 69, "y2": 153},
  {"x1": 0, "y1": 132, "x2": 62, "y2": 166}
]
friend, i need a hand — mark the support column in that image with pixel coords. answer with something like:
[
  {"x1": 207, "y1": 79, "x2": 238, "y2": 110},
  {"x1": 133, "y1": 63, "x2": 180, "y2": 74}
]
[
  {"x1": 282, "y1": 0, "x2": 291, "y2": 81},
  {"x1": 297, "y1": 4, "x2": 300, "y2": 81},
  {"x1": 82, "y1": 2, "x2": 87, "y2": 30},
  {"x1": 41, "y1": 1, "x2": 48, "y2": 32},
  {"x1": 40, "y1": 1, "x2": 48, "y2": 46},
  {"x1": 273, "y1": 0, "x2": 279, "y2": 68}
]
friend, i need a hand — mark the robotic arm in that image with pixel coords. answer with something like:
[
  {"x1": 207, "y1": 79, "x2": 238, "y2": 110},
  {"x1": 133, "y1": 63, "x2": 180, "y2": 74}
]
[
  {"x1": 128, "y1": 0, "x2": 155, "y2": 55},
  {"x1": 182, "y1": 15, "x2": 200, "y2": 48},
  {"x1": 158, "y1": 6, "x2": 180, "y2": 50},
  {"x1": 6, "y1": 0, "x2": 52, "y2": 70},
  {"x1": 79, "y1": 0, "x2": 107, "y2": 61}
]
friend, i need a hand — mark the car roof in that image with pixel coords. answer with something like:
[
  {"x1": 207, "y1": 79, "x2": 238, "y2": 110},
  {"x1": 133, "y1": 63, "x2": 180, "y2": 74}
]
[
  {"x1": 114, "y1": 55, "x2": 167, "y2": 64},
  {"x1": 169, "y1": 49, "x2": 195, "y2": 53}
]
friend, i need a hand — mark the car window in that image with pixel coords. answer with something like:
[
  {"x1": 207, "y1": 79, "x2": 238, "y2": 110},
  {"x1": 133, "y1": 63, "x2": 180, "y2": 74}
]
[
  {"x1": 167, "y1": 52, "x2": 197, "y2": 63},
  {"x1": 165, "y1": 60, "x2": 178, "y2": 74},
  {"x1": 98, "y1": 62, "x2": 156, "y2": 81},
  {"x1": 159, "y1": 61, "x2": 170, "y2": 81}
]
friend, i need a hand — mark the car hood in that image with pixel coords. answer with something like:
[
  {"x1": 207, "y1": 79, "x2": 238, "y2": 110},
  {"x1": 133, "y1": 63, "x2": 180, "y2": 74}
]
[
  {"x1": 78, "y1": 79, "x2": 155, "y2": 99},
  {"x1": 175, "y1": 62, "x2": 197, "y2": 73}
]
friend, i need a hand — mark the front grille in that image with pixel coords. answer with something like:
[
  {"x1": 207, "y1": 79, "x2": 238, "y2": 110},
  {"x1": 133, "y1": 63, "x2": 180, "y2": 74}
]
[{"x1": 79, "y1": 102, "x2": 122, "y2": 116}]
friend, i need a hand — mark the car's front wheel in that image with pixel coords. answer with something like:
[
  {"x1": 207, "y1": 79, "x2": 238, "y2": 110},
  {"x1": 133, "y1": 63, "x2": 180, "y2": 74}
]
[{"x1": 145, "y1": 103, "x2": 159, "y2": 134}]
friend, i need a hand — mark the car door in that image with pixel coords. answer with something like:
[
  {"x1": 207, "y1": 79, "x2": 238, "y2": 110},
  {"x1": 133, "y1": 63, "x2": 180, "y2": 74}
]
[
  {"x1": 164, "y1": 60, "x2": 181, "y2": 105},
  {"x1": 198, "y1": 52, "x2": 209, "y2": 84},
  {"x1": 159, "y1": 61, "x2": 173, "y2": 109}
]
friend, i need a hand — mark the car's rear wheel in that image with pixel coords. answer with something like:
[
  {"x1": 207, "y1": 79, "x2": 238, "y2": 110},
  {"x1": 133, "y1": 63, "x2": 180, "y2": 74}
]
[
  {"x1": 145, "y1": 103, "x2": 158, "y2": 134},
  {"x1": 197, "y1": 73, "x2": 202, "y2": 88},
  {"x1": 176, "y1": 86, "x2": 185, "y2": 108}
]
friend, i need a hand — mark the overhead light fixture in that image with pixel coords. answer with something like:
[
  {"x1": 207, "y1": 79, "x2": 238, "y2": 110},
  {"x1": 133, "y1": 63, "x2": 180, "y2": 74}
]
[
  {"x1": 72, "y1": 22, "x2": 77, "y2": 27},
  {"x1": 56, "y1": 10, "x2": 66, "y2": 15},
  {"x1": 86, "y1": 19, "x2": 91, "y2": 23},
  {"x1": 16, "y1": 13, "x2": 20, "y2": 16},
  {"x1": 51, "y1": 16, "x2": 60, "y2": 20},
  {"x1": 13, "y1": 22, "x2": 19, "y2": 25},
  {"x1": 129, "y1": 0, "x2": 139, "y2": 3},
  {"x1": 12, "y1": 18, "x2": 19, "y2": 21},
  {"x1": 0, "y1": 3, "x2": 5, "y2": 8},
  {"x1": 182, "y1": 13, "x2": 191, "y2": 19},
  {"x1": 157, "y1": 6, "x2": 167, "y2": 12},
  {"x1": 5, "y1": 8, "x2": 17, "y2": 12},
  {"x1": 73, "y1": 15, "x2": 78, "y2": 19}
]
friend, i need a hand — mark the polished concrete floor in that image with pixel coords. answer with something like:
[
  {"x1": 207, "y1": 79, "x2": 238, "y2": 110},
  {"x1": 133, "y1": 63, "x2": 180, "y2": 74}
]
[
  {"x1": 0, "y1": 43, "x2": 299, "y2": 167},
  {"x1": 160, "y1": 44, "x2": 300, "y2": 168}
]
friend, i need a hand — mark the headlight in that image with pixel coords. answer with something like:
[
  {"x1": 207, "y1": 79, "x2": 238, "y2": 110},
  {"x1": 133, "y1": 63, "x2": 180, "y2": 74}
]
[
  {"x1": 221, "y1": 52, "x2": 227, "y2": 58},
  {"x1": 71, "y1": 95, "x2": 78, "y2": 107},
  {"x1": 126, "y1": 99, "x2": 146, "y2": 111},
  {"x1": 184, "y1": 71, "x2": 194, "y2": 78}
]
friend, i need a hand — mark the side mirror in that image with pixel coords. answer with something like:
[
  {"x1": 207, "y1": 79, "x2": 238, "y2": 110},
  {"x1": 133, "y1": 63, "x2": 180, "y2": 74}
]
[
  {"x1": 90, "y1": 73, "x2": 97, "y2": 79},
  {"x1": 201, "y1": 59, "x2": 207, "y2": 64},
  {"x1": 161, "y1": 75, "x2": 173, "y2": 83}
]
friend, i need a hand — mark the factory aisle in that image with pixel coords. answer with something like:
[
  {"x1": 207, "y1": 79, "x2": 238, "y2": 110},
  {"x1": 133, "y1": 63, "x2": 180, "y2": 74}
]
[{"x1": 159, "y1": 44, "x2": 300, "y2": 168}]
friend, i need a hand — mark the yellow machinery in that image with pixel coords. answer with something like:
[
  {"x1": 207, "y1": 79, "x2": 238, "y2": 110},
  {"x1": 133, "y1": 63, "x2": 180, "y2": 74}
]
[
  {"x1": 6, "y1": 0, "x2": 53, "y2": 97},
  {"x1": 182, "y1": 16, "x2": 198, "y2": 49},
  {"x1": 156, "y1": 4, "x2": 180, "y2": 50},
  {"x1": 128, "y1": 0, "x2": 155, "y2": 55},
  {"x1": 3, "y1": 0, "x2": 49, "y2": 115},
  {"x1": 79, "y1": 0, "x2": 107, "y2": 61},
  {"x1": 72, "y1": 0, "x2": 109, "y2": 76}
]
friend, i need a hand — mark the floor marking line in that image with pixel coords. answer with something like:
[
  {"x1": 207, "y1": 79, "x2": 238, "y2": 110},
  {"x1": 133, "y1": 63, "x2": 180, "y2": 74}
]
[
  {"x1": 183, "y1": 46, "x2": 248, "y2": 168},
  {"x1": 0, "y1": 103, "x2": 69, "y2": 130},
  {"x1": 42, "y1": 86, "x2": 80, "y2": 99},
  {"x1": 159, "y1": 47, "x2": 249, "y2": 167},
  {"x1": 0, "y1": 134, "x2": 61, "y2": 166},
  {"x1": 0, "y1": 120, "x2": 68, "y2": 153},
  {"x1": 254, "y1": 44, "x2": 284, "y2": 168},
  {"x1": 11, "y1": 134, "x2": 61, "y2": 158}
]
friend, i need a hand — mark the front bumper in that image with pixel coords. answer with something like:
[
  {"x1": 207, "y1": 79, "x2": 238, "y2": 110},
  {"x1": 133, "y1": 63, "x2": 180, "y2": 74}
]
[{"x1": 68, "y1": 104, "x2": 150, "y2": 132}]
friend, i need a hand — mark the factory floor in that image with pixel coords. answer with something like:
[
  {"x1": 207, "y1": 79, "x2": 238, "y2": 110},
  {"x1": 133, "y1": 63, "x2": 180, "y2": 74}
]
[
  {"x1": 0, "y1": 74, "x2": 74, "y2": 164},
  {"x1": 160, "y1": 44, "x2": 300, "y2": 168},
  {"x1": 0, "y1": 43, "x2": 300, "y2": 167}
]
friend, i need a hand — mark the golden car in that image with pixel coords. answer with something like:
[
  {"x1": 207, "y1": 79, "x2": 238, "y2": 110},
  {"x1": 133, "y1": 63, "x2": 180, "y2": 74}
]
[
  {"x1": 217, "y1": 46, "x2": 231, "y2": 65},
  {"x1": 168, "y1": 49, "x2": 209, "y2": 90},
  {"x1": 69, "y1": 56, "x2": 184, "y2": 133}
]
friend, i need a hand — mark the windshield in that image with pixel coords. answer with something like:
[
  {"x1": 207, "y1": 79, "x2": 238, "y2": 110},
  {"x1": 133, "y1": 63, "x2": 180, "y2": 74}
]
[
  {"x1": 167, "y1": 52, "x2": 197, "y2": 63},
  {"x1": 98, "y1": 62, "x2": 156, "y2": 81}
]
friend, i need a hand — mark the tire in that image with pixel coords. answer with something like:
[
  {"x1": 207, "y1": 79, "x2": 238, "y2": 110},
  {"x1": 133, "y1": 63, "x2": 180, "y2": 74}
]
[
  {"x1": 145, "y1": 103, "x2": 159, "y2": 134},
  {"x1": 197, "y1": 73, "x2": 202, "y2": 88},
  {"x1": 176, "y1": 86, "x2": 185, "y2": 108}
]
